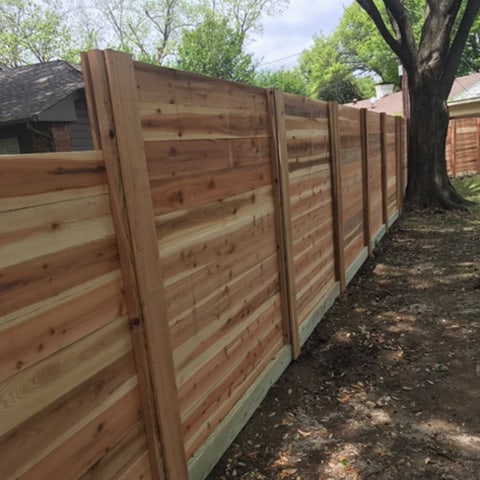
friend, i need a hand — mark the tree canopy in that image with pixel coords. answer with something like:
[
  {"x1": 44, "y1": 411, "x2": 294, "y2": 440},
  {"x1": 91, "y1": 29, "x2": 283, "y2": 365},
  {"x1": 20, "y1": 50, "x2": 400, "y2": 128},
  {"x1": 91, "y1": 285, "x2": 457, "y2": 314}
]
[
  {"x1": 0, "y1": 0, "x2": 287, "y2": 68},
  {"x1": 176, "y1": 11, "x2": 256, "y2": 82},
  {"x1": 253, "y1": 68, "x2": 309, "y2": 96},
  {"x1": 0, "y1": 0, "x2": 73, "y2": 67},
  {"x1": 336, "y1": 0, "x2": 480, "y2": 85},
  {"x1": 299, "y1": 34, "x2": 375, "y2": 102}
]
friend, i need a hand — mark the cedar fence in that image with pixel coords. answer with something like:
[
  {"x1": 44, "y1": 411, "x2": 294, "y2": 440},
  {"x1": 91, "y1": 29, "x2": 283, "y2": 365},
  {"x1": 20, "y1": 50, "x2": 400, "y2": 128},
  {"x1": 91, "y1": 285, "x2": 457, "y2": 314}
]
[
  {"x1": 0, "y1": 50, "x2": 407, "y2": 480},
  {"x1": 446, "y1": 117, "x2": 480, "y2": 177}
]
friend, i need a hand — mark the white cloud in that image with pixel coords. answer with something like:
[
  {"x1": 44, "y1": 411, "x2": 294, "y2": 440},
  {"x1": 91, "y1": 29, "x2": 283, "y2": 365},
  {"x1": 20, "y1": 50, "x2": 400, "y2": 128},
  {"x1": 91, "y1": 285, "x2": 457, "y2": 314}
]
[{"x1": 248, "y1": 1, "x2": 353, "y2": 69}]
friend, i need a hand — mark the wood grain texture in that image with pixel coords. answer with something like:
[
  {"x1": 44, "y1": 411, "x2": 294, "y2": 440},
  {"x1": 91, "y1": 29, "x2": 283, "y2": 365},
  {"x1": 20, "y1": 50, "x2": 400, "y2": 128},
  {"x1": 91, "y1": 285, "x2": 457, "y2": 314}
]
[
  {"x1": 103, "y1": 50, "x2": 187, "y2": 479},
  {"x1": 328, "y1": 102, "x2": 346, "y2": 291},
  {"x1": 0, "y1": 139, "x2": 148, "y2": 480},
  {"x1": 267, "y1": 89, "x2": 300, "y2": 359},
  {"x1": 19, "y1": 387, "x2": 142, "y2": 480},
  {"x1": 83, "y1": 49, "x2": 166, "y2": 480},
  {"x1": 0, "y1": 151, "x2": 105, "y2": 199},
  {"x1": 0, "y1": 316, "x2": 132, "y2": 439},
  {"x1": 0, "y1": 354, "x2": 137, "y2": 480},
  {"x1": 360, "y1": 109, "x2": 371, "y2": 254},
  {"x1": 283, "y1": 93, "x2": 336, "y2": 327},
  {"x1": 446, "y1": 117, "x2": 480, "y2": 176},
  {"x1": 138, "y1": 59, "x2": 286, "y2": 466},
  {"x1": 366, "y1": 111, "x2": 383, "y2": 244}
]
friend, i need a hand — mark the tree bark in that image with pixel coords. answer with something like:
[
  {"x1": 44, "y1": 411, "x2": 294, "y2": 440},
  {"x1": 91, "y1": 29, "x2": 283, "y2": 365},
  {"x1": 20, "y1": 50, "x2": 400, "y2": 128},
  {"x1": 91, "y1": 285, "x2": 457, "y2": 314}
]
[
  {"x1": 405, "y1": 72, "x2": 472, "y2": 210},
  {"x1": 356, "y1": 0, "x2": 480, "y2": 211}
]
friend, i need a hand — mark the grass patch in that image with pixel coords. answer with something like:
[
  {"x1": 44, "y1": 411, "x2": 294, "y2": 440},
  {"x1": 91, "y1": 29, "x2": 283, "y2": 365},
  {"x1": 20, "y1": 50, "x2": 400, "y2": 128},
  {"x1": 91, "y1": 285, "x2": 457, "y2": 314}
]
[{"x1": 453, "y1": 175, "x2": 480, "y2": 214}]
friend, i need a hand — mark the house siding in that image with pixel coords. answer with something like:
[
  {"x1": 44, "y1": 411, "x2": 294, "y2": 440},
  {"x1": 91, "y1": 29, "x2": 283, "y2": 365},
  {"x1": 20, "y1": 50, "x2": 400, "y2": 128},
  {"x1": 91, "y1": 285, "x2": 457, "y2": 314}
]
[{"x1": 70, "y1": 94, "x2": 93, "y2": 151}]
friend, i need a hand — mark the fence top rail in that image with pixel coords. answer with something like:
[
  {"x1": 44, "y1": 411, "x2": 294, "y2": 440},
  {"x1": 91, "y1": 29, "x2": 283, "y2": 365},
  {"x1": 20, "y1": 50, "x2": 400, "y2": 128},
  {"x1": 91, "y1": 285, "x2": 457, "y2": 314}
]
[{"x1": 133, "y1": 58, "x2": 266, "y2": 96}]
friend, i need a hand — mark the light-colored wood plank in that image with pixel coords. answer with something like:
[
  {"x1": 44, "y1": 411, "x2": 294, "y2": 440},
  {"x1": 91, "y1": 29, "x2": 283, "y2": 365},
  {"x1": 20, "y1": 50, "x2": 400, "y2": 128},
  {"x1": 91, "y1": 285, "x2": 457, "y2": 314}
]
[
  {"x1": 79, "y1": 422, "x2": 149, "y2": 480},
  {"x1": 0, "y1": 237, "x2": 120, "y2": 318},
  {"x1": 266, "y1": 89, "x2": 300, "y2": 359},
  {"x1": 117, "y1": 452, "x2": 154, "y2": 480},
  {"x1": 186, "y1": 345, "x2": 291, "y2": 480},
  {"x1": 102, "y1": 50, "x2": 188, "y2": 479},
  {"x1": 150, "y1": 163, "x2": 272, "y2": 215},
  {"x1": 20, "y1": 387, "x2": 141, "y2": 480},
  {"x1": 0, "y1": 316, "x2": 132, "y2": 439},
  {"x1": 184, "y1": 333, "x2": 284, "y2": 459},
  {"x1": 380, "y1": 113, "x2": 389, "y2": 229},
  {"x1": 0, "y1": 151, "x2": 105, "y2": 199},
  {"x1": 83, "y1": 50, "x2": 167, "y2": 480},
  {"x1": 328, "y1": 102, "x2": 346, "y2": 291},
  {"x1": 0, "y1": 272, "x2": 126, "y2": 383},
  {"x1": 0, "y1": 194, "x2": 115, "y2": 270},
  {"x1": 0, "y1": 354, "x2": 137, "y2": 480}
]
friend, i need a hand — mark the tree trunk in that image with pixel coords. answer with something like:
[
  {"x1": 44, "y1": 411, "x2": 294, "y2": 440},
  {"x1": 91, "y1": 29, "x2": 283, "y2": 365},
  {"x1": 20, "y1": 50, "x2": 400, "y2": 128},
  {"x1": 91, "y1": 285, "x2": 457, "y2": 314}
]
[{"x1": 405, "y1": 74, "x2": 471, "y2": 209}]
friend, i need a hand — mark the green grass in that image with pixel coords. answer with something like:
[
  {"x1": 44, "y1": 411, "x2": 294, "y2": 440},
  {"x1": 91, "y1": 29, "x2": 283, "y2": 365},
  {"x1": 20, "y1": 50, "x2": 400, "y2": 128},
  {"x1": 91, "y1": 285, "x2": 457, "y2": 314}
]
[{"x1": 453, "y1": 175, "x2": 480, "y2": 214}]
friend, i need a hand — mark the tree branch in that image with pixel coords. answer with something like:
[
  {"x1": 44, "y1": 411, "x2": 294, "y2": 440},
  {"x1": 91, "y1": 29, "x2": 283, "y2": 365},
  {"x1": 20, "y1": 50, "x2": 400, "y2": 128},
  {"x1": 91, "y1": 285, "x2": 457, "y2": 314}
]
[
  {"x1": 356, "y1": 0, "x2": 413, "y2": 70},
  {"x1": 383, "y1": 0, "x2": 417, "y2": 54},
  {"x1": 442, "y1": 0, "x2": 480, "y2": 92}
]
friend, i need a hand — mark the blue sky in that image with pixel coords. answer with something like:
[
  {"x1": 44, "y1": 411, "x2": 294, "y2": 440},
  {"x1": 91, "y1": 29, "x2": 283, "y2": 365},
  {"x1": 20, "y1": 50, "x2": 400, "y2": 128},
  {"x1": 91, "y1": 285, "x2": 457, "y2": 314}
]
[{"x1": 248, "y1": 1, "x2": 353, "y2": 70}]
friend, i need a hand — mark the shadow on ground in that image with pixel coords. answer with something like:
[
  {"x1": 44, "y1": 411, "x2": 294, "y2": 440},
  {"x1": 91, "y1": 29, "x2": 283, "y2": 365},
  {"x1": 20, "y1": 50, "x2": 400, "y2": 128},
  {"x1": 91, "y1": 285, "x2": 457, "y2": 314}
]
[{"x1": 208, "y1": 204, "x2": 480, "y2": 480}]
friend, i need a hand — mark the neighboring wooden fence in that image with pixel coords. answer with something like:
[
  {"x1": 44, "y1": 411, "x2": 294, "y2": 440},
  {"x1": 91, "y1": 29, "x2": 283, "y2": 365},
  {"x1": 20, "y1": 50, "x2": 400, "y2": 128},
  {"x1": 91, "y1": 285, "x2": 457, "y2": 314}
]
[
  {"x1": 0, "y1": 50, "x2": 407, "y2": 480},
  {"x1": 446, "y1": 117, "x2": 480, "y2": 177}
]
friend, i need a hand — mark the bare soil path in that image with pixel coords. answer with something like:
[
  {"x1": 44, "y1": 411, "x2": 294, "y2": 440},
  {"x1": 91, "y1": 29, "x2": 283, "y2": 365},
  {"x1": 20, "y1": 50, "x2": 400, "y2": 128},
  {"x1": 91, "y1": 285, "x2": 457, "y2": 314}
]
[{"x1": 208, "y1": 200, "x2": 480, "y2": 480}]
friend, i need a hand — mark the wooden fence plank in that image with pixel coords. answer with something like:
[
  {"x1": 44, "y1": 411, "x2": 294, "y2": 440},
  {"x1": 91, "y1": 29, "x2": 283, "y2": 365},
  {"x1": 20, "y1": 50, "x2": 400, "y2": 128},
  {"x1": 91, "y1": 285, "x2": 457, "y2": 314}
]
[
  {"x1": 399, "y1": 119, "x2": 406, "y2": 200},
  {"x1": 328, "y1": 102, "x2": 346, "y2": 292},
  {"x1": 266, "y1": 89, "x2": 300, "y2": 359},
  {"x1": 102, "y1": 49, "x2": 187, "y2": 480},
  {"x1": 451, "y1": 119, "x2": 457, "y2": 178},
  {"x1": 395, "y1": 117, "x2": 402, "y2": 213},
  {"x1": 82, "y1": 50, "x2": 183, "y2": 480},
  {"x1": 360, "y1": 108, "x2": 371, "y2": 255},
  {"x1": 82, "y1": 51, "x2": 165, "y2": 480},
  {"x1": 380, "y1": 113, "x2": 389, "y2": 230}
]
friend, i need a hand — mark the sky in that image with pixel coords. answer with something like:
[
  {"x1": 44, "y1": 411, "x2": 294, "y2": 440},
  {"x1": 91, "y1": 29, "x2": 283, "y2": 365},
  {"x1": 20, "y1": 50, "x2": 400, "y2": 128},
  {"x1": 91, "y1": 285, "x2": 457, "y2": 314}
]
[{"x1": 247, "y1": 1, "x2": 353, "y2": 70}]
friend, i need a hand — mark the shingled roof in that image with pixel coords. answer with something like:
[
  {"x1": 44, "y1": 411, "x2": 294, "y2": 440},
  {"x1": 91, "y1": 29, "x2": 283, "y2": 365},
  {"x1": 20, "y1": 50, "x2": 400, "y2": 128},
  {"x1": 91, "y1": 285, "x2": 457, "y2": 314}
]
[
  {"x1": 347, "y1": 71, "x2": 480, "y2": 115},
  {"x1": 0, "y1": 61, "x2": 84, "y2": 124}
]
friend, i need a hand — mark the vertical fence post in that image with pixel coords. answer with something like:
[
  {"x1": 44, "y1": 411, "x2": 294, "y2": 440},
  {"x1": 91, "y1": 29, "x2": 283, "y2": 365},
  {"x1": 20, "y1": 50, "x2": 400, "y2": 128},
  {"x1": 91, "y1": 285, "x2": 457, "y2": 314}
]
[
  {"x1": 399, "y1": 119, "x2": 406, "y2": 202},
  {"x1": 266, "y1": 88, "x2": 300, "y2": 360},
  {"x1": 451, "y1": 119, "x2": 457, "y2": 178},
  {"x1": 395, "y1": 116, "x2": 403, "y2": 214},
  {"x1": 360, "y1": 108, "x2": 371, "y2": 256},
  {"x1": 380, "y1": 113, "x2": 389, "y2": 231},
  {"x1": 82, "y1": 50, "x2": 188, "y2": 480},
  {"x1": 328, "y1": 102, "x2": 346, "y2": 292}
]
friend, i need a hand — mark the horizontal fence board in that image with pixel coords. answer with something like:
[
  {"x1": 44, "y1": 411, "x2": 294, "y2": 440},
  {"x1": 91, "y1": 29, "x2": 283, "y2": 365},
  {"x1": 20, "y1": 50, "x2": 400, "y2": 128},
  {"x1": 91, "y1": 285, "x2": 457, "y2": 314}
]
[
  {"x1": 0, "y1": 272, "x2": 126, "y2": 383},
  {"x1": 0, "y1": 151, "x2": 106, "y2": 199},
  {"x1": 150, "y1": 164, "x2": 272, "y2": 215},
  {"x1": 0, "y1": 353, "x2": 137, "y2": 480},
  {"x1": 19, "y1": 388, "x2": 141, "y2": 480},
  {"x1": 0, "y1": 237, "x2": 120, "y2": 318},
  {"x1": 0, "y1": 316, "x2": 132, "y2": 438},
  {"x1": 79, "y1": 422, "x2": 149, "y2": 480}
]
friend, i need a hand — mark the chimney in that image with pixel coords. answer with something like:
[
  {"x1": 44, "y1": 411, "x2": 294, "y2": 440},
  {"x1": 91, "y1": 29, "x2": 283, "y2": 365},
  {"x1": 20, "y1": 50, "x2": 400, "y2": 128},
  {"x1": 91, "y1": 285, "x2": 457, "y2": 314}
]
[{"x1": 374, "y1": 83, "x2": 394, "y2": 99}]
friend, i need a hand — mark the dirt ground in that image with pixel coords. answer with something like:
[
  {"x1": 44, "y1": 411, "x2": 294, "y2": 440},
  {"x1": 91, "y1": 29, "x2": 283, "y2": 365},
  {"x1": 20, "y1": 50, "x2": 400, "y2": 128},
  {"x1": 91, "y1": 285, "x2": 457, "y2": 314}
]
[{"x1": 208, "y1": 201, "x2": 480, "y2": 479}]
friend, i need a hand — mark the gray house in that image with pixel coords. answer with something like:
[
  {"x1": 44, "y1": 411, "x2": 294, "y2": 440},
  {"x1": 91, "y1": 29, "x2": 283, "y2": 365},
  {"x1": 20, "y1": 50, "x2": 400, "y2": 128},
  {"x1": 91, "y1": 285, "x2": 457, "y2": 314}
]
[{"x1": 0, "y1": 61, "x2": 93, "y2": 154}]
